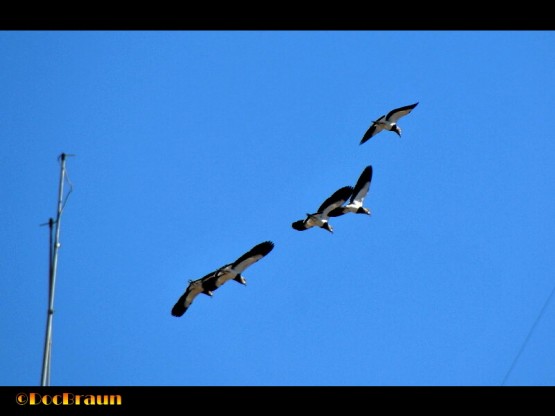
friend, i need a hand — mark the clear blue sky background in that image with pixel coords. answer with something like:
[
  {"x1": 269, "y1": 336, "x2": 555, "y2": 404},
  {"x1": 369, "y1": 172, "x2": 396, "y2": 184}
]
[{"x1": 2, "y1": 30, "x2": 554, "y2": 386}]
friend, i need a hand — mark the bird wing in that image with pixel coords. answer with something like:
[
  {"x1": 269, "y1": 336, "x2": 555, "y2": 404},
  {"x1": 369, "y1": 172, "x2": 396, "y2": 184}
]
[
  {"x1": 351, "y1": 165, "x2": 373, "y2": 204},
  {"x1": 292, "y1": 219, "x2": 310, "y2": 231},
  {"x1": 231, "y1": 241, "x2": 275, "y2": 273},
  {"x1": 385, "y1": 102, "x2": 418, "y2": 122},
  {"x1": 171, "y1": 278, "x2": 206, "y2": 317},
  {"x1": 326, "y1": 207, "x2": 347, "y2": 217},
  {"x1": 318, "y1": 186, "x2": 354, "y2": 217},
  {"x1": 360, "y1": 116, "x2": 385, "y2": 144}
]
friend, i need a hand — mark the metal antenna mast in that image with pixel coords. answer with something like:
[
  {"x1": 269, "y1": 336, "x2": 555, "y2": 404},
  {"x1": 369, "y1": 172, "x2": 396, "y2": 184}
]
[{"x1": 40, "y1": 152, "x2": 73, "y2": 386}]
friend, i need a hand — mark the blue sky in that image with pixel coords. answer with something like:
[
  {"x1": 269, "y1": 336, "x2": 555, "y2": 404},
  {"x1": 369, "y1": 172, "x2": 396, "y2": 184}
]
[{"x1": 2, "y1": 30, "x2": 555, "y2": 386}]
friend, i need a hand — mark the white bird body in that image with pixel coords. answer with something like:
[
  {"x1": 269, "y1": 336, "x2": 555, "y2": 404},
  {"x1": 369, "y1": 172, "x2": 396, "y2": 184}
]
[{"x1": 339, "y1": 200, "x2": 365, "y2": 214}]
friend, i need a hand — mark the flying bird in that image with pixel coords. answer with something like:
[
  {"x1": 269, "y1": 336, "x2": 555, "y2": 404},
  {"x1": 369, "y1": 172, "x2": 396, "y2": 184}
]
[
  {"x1": 171, "y1": 241, "x2": 275, "y2": 317},
  {"x1": 328, "y1": 165, "x2": 373, "y2": 217},
  {"x1": 360, "y1": 102, "x2": 418, "y2": 144},
  {"x1": 292, "y1": 186, "x2": 353, "y2": 233}
]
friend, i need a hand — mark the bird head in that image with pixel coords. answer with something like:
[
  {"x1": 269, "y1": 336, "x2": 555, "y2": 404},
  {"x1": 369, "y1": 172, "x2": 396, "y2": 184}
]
[
  {"x1": 323, "y1": 223, "x2": 333, "y2": 233},
  {"x1": 357, "y1": 207, "x2": 371, "y2": 215},
  {"x1": 392, "y1": 125, "x2": 402, "y2": 137},
  {"x1": 234, "y1": 274, "x2": 247, "y2": 286}
]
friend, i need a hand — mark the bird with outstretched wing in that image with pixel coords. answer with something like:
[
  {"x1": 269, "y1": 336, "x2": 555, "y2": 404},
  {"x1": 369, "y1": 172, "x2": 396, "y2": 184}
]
[
  {"x1": 171, "y1": 241, "x2": 275, "y2": 317},
  {"x1": 292, "y1": 186, "x2": 353, "y2": 233}
]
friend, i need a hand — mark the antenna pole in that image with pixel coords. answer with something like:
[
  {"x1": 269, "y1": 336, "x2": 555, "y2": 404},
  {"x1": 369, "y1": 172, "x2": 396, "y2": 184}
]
[{"x1": 40, "y1": 153, "x2": 68, "y2": 386}]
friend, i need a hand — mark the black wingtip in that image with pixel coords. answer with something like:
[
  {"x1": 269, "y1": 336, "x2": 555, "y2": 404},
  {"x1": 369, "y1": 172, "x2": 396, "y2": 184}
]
[
  {"x1": 292, "y1": 220, "x2": 307, "y2": 231},
  {"x1": 171, "y1": 304, "x2": 186, "y2": 317},
  {"x1": 360, "y1": 130, "x2": 373, "y2": 145},
  {"x1": 254, "y1": 240, "x2": 275, "y2": 256}
]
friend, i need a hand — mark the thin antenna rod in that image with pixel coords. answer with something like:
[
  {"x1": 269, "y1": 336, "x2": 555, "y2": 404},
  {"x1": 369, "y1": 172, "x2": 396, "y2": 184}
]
[
  {"x1": 40, "y1": 153, "x2": 69, "y2": 386},
  {"x1": 501, "y1": 281, "x2": 555, "y2": 385}
]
